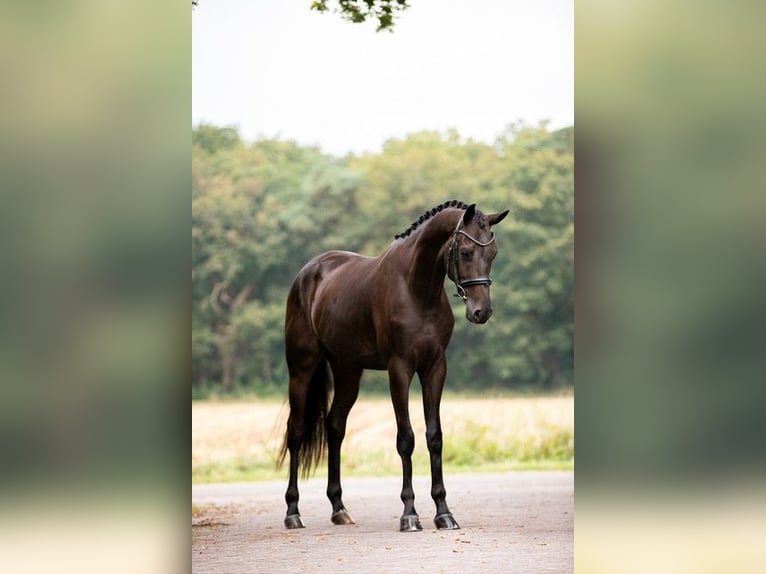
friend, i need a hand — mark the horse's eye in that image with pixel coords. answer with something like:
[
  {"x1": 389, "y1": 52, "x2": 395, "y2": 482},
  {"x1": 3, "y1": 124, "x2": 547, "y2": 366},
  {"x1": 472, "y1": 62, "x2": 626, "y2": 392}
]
[{"x1": 460, "y1": 249, "x2": 473, "y2": 259}]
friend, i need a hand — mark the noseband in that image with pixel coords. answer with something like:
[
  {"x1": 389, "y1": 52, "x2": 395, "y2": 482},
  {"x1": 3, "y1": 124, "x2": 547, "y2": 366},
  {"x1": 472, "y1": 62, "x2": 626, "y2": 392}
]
[{"x1": 448, "y1": 217, "x2": 495, "y2": 302}]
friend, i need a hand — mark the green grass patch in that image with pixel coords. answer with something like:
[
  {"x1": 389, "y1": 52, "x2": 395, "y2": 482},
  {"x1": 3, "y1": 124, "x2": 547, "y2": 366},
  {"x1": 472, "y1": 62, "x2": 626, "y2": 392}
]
[
  {"x1": 192, "y1": 395, "x2": 573, "y2": 483},
  {"x1": 192, "y1": 422, "x2": 573, "y2": 483},
  {"x1": 443, "y1": 420, "x2": 574, "y2": 466},
  {"x1": 193, "y1": 456, "x2": 287, "y2": 483}
]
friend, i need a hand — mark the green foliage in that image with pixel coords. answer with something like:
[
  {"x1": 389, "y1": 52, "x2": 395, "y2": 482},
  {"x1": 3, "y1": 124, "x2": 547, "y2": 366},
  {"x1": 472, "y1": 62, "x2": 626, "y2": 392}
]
[
  {"x1": 311, "y1": 0, "x2": 410, "y2": 32},
  {"x1": 443, "y1": 421, "x2": 574, "y2": 467},
  {"x1": 191, "y1": 121, "x2": 573, "y2": 395},
  {"x1": 194, "y1": 2, "x2": 409, "y2": 32},
  {"x1": 191, "y1": 123, "x2": 240, "y2": 155}
]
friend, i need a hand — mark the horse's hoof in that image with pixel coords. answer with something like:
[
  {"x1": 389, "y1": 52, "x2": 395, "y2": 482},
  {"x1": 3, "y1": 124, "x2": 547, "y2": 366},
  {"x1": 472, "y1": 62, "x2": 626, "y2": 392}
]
[
  {"x1": 284, "y1": 514, "x2": 305, "y2": 529},
  {"x1": 434, "y1": 513, "x2": 460, "y2": 530},
  {"x1": 331, "y1": 509, "x2": 356, "y2": 525},
  {"x1": 400, "y1": 514, "x2": 423, "y2": 532}
]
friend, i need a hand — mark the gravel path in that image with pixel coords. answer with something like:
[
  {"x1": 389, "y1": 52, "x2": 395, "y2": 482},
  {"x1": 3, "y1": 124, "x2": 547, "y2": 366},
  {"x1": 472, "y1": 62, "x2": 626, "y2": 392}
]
[{"x1": 192, "y1": 471, "x2": 573, "y2": 573}]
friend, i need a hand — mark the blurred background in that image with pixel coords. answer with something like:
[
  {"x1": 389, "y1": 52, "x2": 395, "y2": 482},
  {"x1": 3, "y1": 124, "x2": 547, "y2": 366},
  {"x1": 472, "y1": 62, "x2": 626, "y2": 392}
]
[
  {"x1": 0, "y1": 1, "x2": 188, "y2": 573},
  {"x1": 576, "y1": 0, "x2": 766, "y2": 572}
]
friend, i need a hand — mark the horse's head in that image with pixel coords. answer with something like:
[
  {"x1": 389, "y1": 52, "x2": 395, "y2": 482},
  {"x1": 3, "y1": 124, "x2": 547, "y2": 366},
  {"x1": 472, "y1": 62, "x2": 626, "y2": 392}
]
[{"x1": 445, "y1": 204, "x2": 509, "y2": 324}]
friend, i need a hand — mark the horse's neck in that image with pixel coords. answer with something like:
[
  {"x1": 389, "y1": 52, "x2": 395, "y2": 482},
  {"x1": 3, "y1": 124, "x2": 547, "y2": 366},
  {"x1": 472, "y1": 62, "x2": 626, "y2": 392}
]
[{"x1": 402, "y1": 210, "x2": 461, "y2": 303}]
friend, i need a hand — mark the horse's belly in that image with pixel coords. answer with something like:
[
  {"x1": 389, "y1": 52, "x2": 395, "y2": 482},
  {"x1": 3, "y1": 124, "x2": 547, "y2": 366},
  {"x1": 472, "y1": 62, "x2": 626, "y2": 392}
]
[
  {"x1": 311, "y1": 277, "x2": 382, "y2": 359},
  {"x1": 316, "y1": 320, "x2": 383, "y2": 368},
  {"x1": 322, "y1": 350, "x2": 386, "y2": 371}
]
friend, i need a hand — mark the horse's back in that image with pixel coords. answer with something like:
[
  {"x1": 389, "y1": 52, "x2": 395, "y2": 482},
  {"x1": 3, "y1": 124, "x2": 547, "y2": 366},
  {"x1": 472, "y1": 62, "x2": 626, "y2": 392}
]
[
  {"x1": 290, "y1": 249, "x2": 372, "y2": 300},
  {"x1": 287, "y1": 250, "x2": 384, "y2": 365},
  {"x1": 288, "y1": 249, "x2": 373, "y2": 319}
]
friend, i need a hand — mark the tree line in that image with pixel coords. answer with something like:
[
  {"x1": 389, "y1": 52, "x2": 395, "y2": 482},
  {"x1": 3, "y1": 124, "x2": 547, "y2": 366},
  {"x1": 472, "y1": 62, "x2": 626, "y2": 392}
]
[{"x1": 192, "y1": 121, "x2": 573, "y2": 395}]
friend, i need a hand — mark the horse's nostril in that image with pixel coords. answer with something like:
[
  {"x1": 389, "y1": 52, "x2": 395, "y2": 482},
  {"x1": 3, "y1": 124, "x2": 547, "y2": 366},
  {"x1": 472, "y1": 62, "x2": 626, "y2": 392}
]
[{"x1": 471, "y1": 307, "x2": 493, "y2": 323}]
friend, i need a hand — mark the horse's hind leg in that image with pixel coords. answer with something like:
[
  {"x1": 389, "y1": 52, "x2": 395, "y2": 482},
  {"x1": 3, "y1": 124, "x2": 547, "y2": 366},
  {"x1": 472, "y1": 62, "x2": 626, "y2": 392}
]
[
  {"x1": 326, "y1": 361, "x2": 362, "y2": 525},
  {"x1": 283, "y1": 364, "x2": 320, "y2": 528},
  {"x1": 282, "y1": 300, "x2": 323, "y2": 529}
]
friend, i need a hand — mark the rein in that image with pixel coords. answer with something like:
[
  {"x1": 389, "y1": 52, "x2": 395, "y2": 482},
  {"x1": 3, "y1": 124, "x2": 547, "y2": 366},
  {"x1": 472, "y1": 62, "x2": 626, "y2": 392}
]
[{"x1": 448, "y1": 217, "x2": 495, "y2": 302}]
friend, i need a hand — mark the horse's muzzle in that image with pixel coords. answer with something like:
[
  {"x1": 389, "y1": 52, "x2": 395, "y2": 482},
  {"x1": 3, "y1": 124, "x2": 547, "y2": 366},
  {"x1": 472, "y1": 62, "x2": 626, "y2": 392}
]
[{"x1": 466, "y1": 303, "x2": 493, "y2": 324}]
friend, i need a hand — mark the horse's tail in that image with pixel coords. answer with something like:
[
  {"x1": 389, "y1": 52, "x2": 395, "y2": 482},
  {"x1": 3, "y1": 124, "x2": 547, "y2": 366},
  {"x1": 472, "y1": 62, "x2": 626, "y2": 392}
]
[{"x1": 278, "y1": 359, "x2": 333, "y2": 477}]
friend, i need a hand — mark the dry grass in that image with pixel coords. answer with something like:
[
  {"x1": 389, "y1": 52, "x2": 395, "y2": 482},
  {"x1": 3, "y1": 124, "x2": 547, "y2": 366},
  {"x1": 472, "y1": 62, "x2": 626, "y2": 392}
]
[{"x1": 192, "y1": 393, "x2": 573, "y2": 482}]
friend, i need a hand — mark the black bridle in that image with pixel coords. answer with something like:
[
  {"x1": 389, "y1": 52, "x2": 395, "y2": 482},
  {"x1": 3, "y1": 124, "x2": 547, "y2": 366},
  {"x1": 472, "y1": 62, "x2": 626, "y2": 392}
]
[{"x1": 448, "y1": 217, "x2": 495, "y2": 302}]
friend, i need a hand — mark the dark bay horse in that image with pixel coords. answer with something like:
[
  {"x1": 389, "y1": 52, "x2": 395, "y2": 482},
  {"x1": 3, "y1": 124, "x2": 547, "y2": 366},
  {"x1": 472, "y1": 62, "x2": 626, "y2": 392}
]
[{"x1": 278, "y1": 200, "x2": 509, "y2": 532}]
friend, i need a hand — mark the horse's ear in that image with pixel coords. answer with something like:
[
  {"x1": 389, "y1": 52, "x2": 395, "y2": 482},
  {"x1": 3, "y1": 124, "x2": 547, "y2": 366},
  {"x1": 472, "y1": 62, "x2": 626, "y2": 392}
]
[
  {"x1": 462, "y1": 204, "x2": 477, "y2": 224},
  {"x1": 488, "y1": 209, "x2": 510, "y2": 226}
]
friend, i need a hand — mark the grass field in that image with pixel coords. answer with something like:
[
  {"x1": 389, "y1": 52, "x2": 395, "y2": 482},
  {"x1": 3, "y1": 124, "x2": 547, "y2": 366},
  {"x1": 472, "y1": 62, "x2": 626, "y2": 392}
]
[{"x1": 192, "y1": 393, "x2": 573, "y2": 483}]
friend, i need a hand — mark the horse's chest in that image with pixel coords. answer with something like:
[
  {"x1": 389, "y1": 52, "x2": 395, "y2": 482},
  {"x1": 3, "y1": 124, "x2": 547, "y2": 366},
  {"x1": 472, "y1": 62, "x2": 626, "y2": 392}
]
[{"x1": 391, "y1": 315, "x2": 452, "y2": 348}]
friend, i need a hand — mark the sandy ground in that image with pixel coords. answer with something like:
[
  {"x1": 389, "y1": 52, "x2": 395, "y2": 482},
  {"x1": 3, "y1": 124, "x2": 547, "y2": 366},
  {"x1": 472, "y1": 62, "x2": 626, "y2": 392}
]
[{"x1": 192, "y1": 471, "x2": 573, "y2": 573}]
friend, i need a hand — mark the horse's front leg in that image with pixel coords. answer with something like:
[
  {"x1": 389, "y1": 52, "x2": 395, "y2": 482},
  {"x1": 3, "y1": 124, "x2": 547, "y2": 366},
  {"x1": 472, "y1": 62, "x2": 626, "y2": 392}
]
[
  {"x1": 388, "y1": 358, "x2": 421, "y2": 532},
  {"x1": 419, "y1": 356, "x2": 460, "y2": 530}
]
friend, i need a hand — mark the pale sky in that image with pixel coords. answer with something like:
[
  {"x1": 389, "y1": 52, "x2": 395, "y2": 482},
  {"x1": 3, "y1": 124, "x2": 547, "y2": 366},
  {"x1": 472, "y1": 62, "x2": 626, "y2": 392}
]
[{"x1": 192, "y1": 0, "x2": 573, "y2": 156}]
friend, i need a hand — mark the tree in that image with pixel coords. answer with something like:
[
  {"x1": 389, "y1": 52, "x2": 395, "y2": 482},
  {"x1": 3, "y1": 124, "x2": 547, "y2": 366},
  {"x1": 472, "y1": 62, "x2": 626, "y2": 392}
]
[
  {"x1": 486, "y1": 123, "x2": 574, "y2": 387},
  {"x1": 192, "y1": 123, "x2": 573, "y2": 394},
  {"x1": 192, "y1": 127, "x2": 364, "y2": 392}
]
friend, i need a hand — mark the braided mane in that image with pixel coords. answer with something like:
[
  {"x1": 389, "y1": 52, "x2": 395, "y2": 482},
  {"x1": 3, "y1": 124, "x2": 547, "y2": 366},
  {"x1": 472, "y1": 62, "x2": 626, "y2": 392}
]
[{"x1": 393, "y1": 199, "x2": 468, "y2": 239}]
